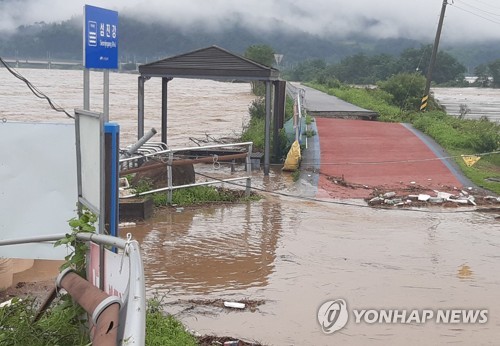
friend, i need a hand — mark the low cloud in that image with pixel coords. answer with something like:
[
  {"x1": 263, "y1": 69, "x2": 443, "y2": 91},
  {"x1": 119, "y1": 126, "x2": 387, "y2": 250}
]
[{"x1": 1, "y1": 0, "x2": 499, "y2": 43}]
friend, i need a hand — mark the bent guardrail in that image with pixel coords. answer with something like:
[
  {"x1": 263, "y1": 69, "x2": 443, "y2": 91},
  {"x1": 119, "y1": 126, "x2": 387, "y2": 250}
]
[{"x1": 0, "y1": 232, "x2": 146, "y2": 345}]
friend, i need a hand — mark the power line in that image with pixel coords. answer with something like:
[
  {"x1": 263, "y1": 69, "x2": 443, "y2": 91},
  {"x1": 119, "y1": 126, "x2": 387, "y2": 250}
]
[
  {"x1": 450, "y1": 2, "x2": 500, "y2": 25},
  {"x1": 467, "y1": 0, "x2": 500, "y2": 11},
  {"x1": 455, "y1": 0, "x2": 500, "y2": 16},
  {"x1": 268, "y1": 150, "x2": 499, "y2": 167},
  {"x1": 0, "y1": 56, "x2": 74, "y2": 119}
]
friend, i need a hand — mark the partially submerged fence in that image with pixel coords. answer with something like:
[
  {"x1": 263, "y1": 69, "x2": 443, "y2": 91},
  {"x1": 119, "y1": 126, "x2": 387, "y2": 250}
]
[
  {"x1": 286, "y1": 83, "x2": 307, "y2": 144},
  {"x1": 120, "y1": 141, "x2": 253, "y2": 203}
]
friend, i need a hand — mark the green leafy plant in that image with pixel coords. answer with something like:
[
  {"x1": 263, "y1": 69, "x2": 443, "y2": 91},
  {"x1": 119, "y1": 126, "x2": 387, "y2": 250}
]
[
  {"x1": 305, "y1": 115, "x2": 314, "y2": 125},
  {"x1": 54, "y1": 208, "x2": 97, "y2": 276},
  {"x1": 304, "y1": 129, "x2": 317, "y2": 138}
]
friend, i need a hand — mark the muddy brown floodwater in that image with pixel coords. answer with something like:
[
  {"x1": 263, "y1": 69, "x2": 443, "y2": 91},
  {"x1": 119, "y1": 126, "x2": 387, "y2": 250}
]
[{"x1": 125, "y1": 186, "x2": 500, "y2": 345}]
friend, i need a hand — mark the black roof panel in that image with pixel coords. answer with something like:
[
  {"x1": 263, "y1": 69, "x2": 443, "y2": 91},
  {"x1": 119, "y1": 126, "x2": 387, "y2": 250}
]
[{"x1": 139, "y1": 45, "x2": 280, "y2": 81}]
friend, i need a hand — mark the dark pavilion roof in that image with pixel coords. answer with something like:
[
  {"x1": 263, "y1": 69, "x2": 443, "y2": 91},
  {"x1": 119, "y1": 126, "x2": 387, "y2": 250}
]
[{"x1": 138, "y1": 45, "x2": 280, "y2": 81}]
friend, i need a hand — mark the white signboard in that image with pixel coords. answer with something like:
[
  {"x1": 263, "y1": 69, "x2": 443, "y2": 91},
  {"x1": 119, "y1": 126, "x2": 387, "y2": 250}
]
[
  {"x1": 88, "y1": 242, "x2": 129, "y2": 299},
  {"x1": 0, "y1": 122, "x2": 77, "y2": 259},
  {"x1": 76, "y1": 110, "x2": 103, "y2": 213}
]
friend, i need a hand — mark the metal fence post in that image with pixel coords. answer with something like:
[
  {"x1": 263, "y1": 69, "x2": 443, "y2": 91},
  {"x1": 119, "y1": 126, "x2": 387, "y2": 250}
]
[
  {"x1": 245, "y1": 143, "x2": 252, "y2": 197},
  {"x1": 167, "y1": 152, "x2": 173, "y2": 204}
]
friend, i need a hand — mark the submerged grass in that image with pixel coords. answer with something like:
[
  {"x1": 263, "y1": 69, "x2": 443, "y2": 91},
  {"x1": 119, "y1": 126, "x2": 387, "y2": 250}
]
[{"x1": 133, "y1": 179, "x2": 260, "y2": 207}]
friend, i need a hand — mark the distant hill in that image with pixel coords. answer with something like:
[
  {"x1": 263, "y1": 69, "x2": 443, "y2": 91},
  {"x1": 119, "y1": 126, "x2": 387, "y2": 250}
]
[{"x1": 0, "y1": 15, "x2": 499, "y2": 70}]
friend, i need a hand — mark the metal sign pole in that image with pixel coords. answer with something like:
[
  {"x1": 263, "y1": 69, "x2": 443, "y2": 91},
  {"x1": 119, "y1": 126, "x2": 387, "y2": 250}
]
[
  {"x1": 84, "y1": 69, "x2": 90, "y2": 111},
  {"x1": 104, "y1": 70, "x2": 110, "y2": 122}
]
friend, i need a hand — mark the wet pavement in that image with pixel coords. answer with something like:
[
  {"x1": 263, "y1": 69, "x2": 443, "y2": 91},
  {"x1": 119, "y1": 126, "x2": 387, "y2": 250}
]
[
  {"x1": 295, "y1": 84, "x2": 375, "y2": 115},
  {"x1": 314, "y1": 118, "x2": 464, "y2": 199}
]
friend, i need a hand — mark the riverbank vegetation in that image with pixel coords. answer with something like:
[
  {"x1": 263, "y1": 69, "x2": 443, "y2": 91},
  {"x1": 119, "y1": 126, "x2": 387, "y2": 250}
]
[
  {"x1": 240, "y1": 96, "x2": 294, "y2": 156},
  {"x1": 308, "y1": 76, "x2": 500, "y2": 194}
]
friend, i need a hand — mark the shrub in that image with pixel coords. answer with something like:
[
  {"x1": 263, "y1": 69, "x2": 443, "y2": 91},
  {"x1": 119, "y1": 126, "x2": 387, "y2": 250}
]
[{"x1": 378, "y1": 73, "x2": 426, "y2": 110}]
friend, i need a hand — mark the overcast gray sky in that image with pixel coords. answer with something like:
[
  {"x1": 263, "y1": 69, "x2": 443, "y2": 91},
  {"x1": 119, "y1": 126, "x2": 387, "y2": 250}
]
[{"x1": 1, "y1": 0, "x2": 500, "y2": 43}]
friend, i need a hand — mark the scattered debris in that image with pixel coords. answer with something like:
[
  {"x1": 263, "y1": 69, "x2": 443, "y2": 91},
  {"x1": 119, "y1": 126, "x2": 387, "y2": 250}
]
[
  {"x1": 367, "y1": 189, "x2": 499, "y2": 208},
  {"x1": 418, "y1": 194, "x2": 431, "y2": 202},
  {"x1": 383, "y1": 192, "x2": 396, "y2": 199},
  {"x1": 0, "y1": 298, "x2": 19, "y2": 308},
  {"x1": 428, "y1": 197, "x2": 444, "y2": 204},
  {"x1": 197, "y1": 335, "x2": 263, "y2": 346},
  {"x1": 224, "y1": 301, "x2": 246, "y2": 309},
  {"x1": 325, "y1": 175, "x2": 368, "y2": 190},
  {"x1": 119, "y1": 177, "x2": 137, "y2": 197},
  {"x1": 181, "y1": 298, "x2": 265, "y2": 313},
  {"x1": 119, "y1": 222, "x2": 137, "y2": 228},
  {"x1": 485, "y1": 196, "x2": 500, "y2": 203}
]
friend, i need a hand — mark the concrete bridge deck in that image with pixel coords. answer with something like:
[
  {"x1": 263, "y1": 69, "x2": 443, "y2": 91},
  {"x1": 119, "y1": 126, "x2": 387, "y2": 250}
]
[{"x1": 295, "y1": 84, "x2": 378, "y2": 120}]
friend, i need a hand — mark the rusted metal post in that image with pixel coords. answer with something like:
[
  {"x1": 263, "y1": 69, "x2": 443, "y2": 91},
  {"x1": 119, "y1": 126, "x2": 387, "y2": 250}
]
[{"x1": 56, "y1": 270, "x2": 121, "y2": 346}]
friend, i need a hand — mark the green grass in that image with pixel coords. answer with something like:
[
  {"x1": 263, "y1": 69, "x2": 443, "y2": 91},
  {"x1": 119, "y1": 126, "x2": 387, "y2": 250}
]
[
  {"x1": 133, "y1": 178, "x2": 259, "y2": 207},
  {"x1": 0, "y1": 295, "x2": 199, "y2": 346},
  {"x1": 0, "y1": 297, "x2": 89, "y2": 346},
  {"x1": 448, "y1": 148, "x2": 500, "y2": 193},
  {"x1": 307, "y1": 83, "x2": 500, "y2": 194},
  {"x1": 305, "y1": 114, "x2": 314, "y2": 125},
  {"x1": 146, "y1": 298, "x2": 197, "y2": 346},
  {"x1": 172, "y1": 186, "x2": 241, "y2": 206},
  {"x1": 304, "y1": 129, "x2": 317, "y2": 138}
]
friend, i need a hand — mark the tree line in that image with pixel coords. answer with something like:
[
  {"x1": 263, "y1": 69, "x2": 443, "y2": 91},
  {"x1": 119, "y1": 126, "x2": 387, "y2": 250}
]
[
  {"x1": 1, "y1": 15, "x2": 500, "y2": 72},
  {"x1": 2, "y1": 16, "x2": 500, "y2": 88},
  {"x1": 284, "y1": 45, "x2": 468, "y2": 86}
]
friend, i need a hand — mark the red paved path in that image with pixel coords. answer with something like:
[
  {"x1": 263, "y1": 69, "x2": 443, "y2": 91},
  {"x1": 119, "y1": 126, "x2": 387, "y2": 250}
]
[{"x1": 315, "y1": 119, "x2": 463, "y2": 199}]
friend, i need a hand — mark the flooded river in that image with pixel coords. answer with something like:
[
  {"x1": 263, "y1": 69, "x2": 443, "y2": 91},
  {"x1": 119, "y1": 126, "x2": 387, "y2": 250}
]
[
  {"x1": 0, "y1": 68, "x2": 254, "y2": 146},
  {"x1": 433, "y1": 87, "x2": 500, "y2": 122},
  {"x1": 2, "y1": 68, "x2": 500, "y2": 345},
  {"x1": 126, "y1": 196, "x2": 500, "y2": 345}
]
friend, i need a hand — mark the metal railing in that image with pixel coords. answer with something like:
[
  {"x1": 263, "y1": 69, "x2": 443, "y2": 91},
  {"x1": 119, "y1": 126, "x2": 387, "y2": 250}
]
[
  {"x1": 120, "y1": 141, "x2": 253, "y2": 204},
  {"x1": 287, "y1": 83, "x2": 307, "y2": 145},
  {"x1": 0, "y1": 232, "x2": 146, "y2": 345}
]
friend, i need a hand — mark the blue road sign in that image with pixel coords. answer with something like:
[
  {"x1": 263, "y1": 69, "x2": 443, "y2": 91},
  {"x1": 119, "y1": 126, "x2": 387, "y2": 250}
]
[{"x1": 84, "y1": 5, "x2": 118, "y2": 69}]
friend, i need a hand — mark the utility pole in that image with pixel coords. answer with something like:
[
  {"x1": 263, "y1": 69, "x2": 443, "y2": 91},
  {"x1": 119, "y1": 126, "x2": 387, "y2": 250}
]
[{"x1": 421, "y1": 0, "x2": 448, "y2": 111}]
